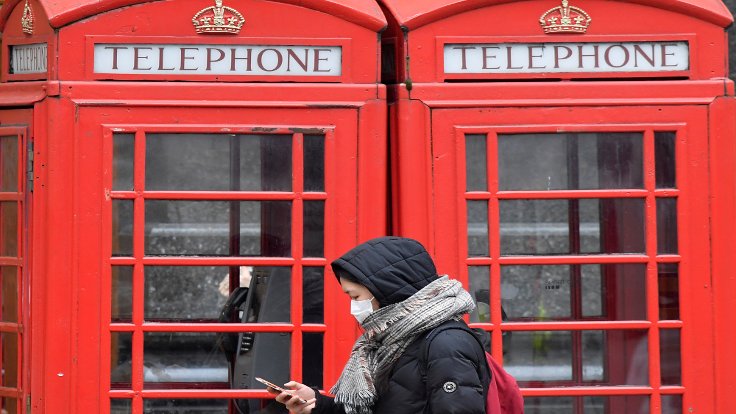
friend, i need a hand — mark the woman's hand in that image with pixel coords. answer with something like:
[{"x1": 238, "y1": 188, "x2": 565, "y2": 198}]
[{"x1": 268, "y1": 381, "x2": 317, "y2": 414}]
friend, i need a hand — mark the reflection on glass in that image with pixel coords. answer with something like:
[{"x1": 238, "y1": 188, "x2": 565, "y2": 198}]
[
  {"x1": 111, "y1": 332, "x2": 132, "y2": 388},
  {"x1": 303, "y1": 267, "x2": 324, "y2": 324},
  {"x1": 524, "y1": 395, "x2": 652, "y2": 414},
  {"x1": 2, "y1": 333, "x2": 18, "y2": 388},
  {"x1": 582, "y1": 331, "x2": 603, "y2": 381},
  {"x1": 467, "y1": 200, "x2": 489, "y2": 257},
  {"x1": 466, "y1": 134, "x2": 487, "y2": 191},
  {"x1": 655, "y1": 132, "x2": 676, "y2": 189},
  {"x1": 1, "y1": 202, "x2": 18, "y2": 257},
  {"x1": 500, "y1": 198, "x2": 645, "y2": 255},
  {"x1": 144, "y1": 200, "x2": 292, "y2": 257},
  {"x1": 113, "y1": 133, "x2": 134, "y2": 191},
  {"x1": 304, "y1": 201, "x2": 325, "y2": 257},
  {"x1": 304, "y1": 135, "x2": 325, "y2": 192},
  {"x1": 1, "y1": 266, "x2": 18, "y2": 323},
  {"x1": 0, "y1": 136, "x2": 18, "y2": 192},
  {"x1": 657, "y1": 198, "x2": 678, "y2": 254},
  {"x1": 112, "y1": 266, "x2": 133, "y2": 323},
  {"x1": 504, "y1": 330, "x2": 648, "y2": 386},
  {"x1": 110, "y1": 399, "x2": 132, "y2": 414},
  {"x1": 145, "y1": 134, "x2": 292, "y2": 191},
  {"x1": 303, "y1": 333, "x2": 324, "y2": 389},
  {"x1": 502, "y1": 264, "x2": 646, "y2": 321},
  {"x1": 142, "y1": 399, "x2": 287, "y2": 414},
  {"x1": 659, "y1": 263, "x2": 680, "y2": 320},
  {"x1": 660, "y1": 329, "x2": 682, "y2": 386},
  {"x1": 112, "y1": 200, "x2": 134, "y2": 257},
  {"x1": 661, "y1": 395, "x2": 683, "y2": 414},
  {"x1": 584, "y1": 396, "x2": 650, "y2": 414},
  {"x1": 469, "y1": 266, "x2": 490, "y2": 323},
  {"x1": 145, "y1": 266, "x2": 290, "y2": 323},
  {"x1": 498, "y1": 132, "x2": 643, "y2": 191},
  {"x1": 581, "y1": 265, "x2": 602, "y2": 317},
  {"x1": 505, "y1": 331, "x2": 573, "y2": 382},
  {"x1": 144, "y1": 332, "x2": 229, "y2": 387}
]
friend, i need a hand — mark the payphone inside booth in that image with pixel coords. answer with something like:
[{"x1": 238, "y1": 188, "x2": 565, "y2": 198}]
[
  {"x1": 380, "y1": 0, "x2": 736, "y2": 413},
  {"x1": 0, "y1": 0, "x2": 388, "y2": 413}
]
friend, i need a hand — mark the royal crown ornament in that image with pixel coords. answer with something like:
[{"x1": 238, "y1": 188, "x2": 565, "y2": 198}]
[
  {"x1": 539, "y1": 0, "x2": 591, "y2": 34},
  {"x1": 21, "y1": 0, "x2": 34, "y2": 35},
  {"x1": 192, "y1": 0, "x2": 245, "y2": 34}
]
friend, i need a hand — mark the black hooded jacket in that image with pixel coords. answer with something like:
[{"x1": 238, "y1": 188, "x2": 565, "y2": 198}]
[{"x1": 312, "y1": 237, "x2": 489, "y2": 414}]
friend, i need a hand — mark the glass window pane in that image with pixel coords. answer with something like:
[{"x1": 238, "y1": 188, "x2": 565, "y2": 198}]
[
  {"x1": 145, "y1": 266, "x2": 290, "y2": 323},
  {"x1": 1, "y1": 332, "x2": 18, "y2": 388},
  {"x1": 1, "y1": 398, "x2": 18, "y2": 414},
  {"x1": 303, "y1": 267, "x2": 324, "y2": 324},
  {"x1": 466, "y1": 134, "x2": 487, "y2": 191},
  {"x1": 304, "y1": 134, "x2": 325, "y2": 192},
  {"x1": 1, "y1": 266, "x2": 18, "y2": 323},
  {"x1": 110, "y1": 399, "x2": 132, "y2": 414},
  {"x1": 467, "y1": 200, "x2": 489, "y2": 256},
  {"x1": 0, "y1": 202, "x2": 18, "y2": 257},
  {"x1": 468, "y1": 266, "x2": 490, "y2": 323},
  {"x1": 111, "y1": 332, "x2": 132, "y2": 388},
  {"x1": 145, "y1": 134, "x2": 292, "y2": 191},
  {"x1": 303, "y1": 201, "x2": 324, "y2": 257},
  {"x1": 660, "y1": 329, "x2": 682, "y2": 385},
  {"x1": 144, "y1": 200, "x2": 291, "y2": 257},
  {"x1": 580, "y1": 264, "x2": 602, "y2": 317},
  {"x1": 582, "y1": 331, "x2": 603, "y2": 381},
  {"x1": 143, "y1": 332, "x2": 291, "y2": 389},
  {"x1": 113, "y1": 133, "x2": 134, "y2": 191},
  {"x1": 112, "y1": 200, "x2": 134, "y2": 257},
  {"x1": 504, "y1": 329, "x2": 648, "y2": 386},
  {"x1": 500, "y1": 198, "x2": 645, "y2": 255},
  {"x1": 498, "y1": 132, "x2": 643, "y2": 190},
  {"x1": 659, "y1": 263, "x2": 680, "y2": 320},
  {"x1": 302, "y1": 332, "x2": 323, "y2": 389},
  {"x1": 112, "y1": 266, "x2": 133, "y2": 323},
  {"x1": 657, "y1": 198, "x2": 678, "y2": 254},
  {"x1": 661, "y1": 395, "x2": 683, "y2": 414},
  {"x1": 142, "y1": 399, "x2": 287, "y2": 414},
  {"x1": 584, "y1": 396, "x2": 650, "y2": 413},
  {"x1": 655, "y1": 131, "x2": 676, "y2": 189},
  {"x1": 0, "y1": 136, "x2": 18, "y2": 192},
  {"x1": 144, "y1": 332, "x2": 229, "y2": 388},
  {"x1": 523, "y1": 397, "x2": 574, "y2": 413},
  {"x1": 502, "y1": 265, "x2": 572, "y2": 320}
]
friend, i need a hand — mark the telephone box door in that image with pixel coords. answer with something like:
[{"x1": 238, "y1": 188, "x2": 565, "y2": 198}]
[
  {"x1": 69, "y1": 102, "x2": 375, "y2": 413},
  {"x1": 432, "y1": 104, "x2": 710, "y2": 413}
]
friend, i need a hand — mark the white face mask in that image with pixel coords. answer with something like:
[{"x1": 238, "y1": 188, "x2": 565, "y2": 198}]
[{"x1": 350, "y1": 297, "x2": 375, "y2": 324}]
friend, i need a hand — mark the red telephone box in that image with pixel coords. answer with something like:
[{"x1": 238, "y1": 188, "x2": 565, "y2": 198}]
[
  {"x1": 380, "y1": 0, "x2": 736, "y2": 412},
  {"x1": 0, "y1": 0, "x2": 387, "y2": 412}
]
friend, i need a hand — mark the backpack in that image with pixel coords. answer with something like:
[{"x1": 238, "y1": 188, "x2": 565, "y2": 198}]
[{"x1": 419, "y1": 321, "x2": 524, "y2": 414}]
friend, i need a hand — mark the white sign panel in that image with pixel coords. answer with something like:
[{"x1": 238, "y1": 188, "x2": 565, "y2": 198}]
[
  {"x1": 10, "y1": 43, "x2": 48, "y2": 75},
  {"x1": 444, "y1": 41, "x2": 689, "y2": 74},
  {"x1": 94, "y1": 43, "x2": 342, "y2": 76}
]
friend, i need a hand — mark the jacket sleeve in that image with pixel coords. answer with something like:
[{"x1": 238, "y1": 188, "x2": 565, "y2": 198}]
[
  {"x1": 425, "y1": 329, "x2": 486, "y2": 414},
  {"x1": 310, "y1": 389, "x2": 346, "y2": 414}
]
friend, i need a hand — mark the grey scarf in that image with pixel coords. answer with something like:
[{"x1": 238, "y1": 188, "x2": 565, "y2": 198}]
[{"x1": 330, "y1": 276, "x2": 476, "y2": 414}]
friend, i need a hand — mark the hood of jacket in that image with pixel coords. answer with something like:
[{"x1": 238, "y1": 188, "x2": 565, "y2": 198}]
[{"x1": 330, "y1": 236, "x2": 438, "y2": 307}]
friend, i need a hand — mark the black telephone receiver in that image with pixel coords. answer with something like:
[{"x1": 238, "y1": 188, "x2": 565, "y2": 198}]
[{"x1": 217, "y1": 287, "x2": 250, "y2": 362}]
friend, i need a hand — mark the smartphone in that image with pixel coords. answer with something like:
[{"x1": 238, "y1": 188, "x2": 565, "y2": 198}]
[{"x1": 255, "y1": 377, "x2": 308, "y2": 404}]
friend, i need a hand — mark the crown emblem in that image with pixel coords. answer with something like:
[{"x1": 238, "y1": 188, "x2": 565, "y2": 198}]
[
  {"x1": 192, "y1": 0, "x2": 245, "y2": 34},
  {"x1": 21, "y1": 0, "x2": 34, "y2": 35},
  {"x1": 539, "y1": 0, "x2": 591, "y2": 34}
]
